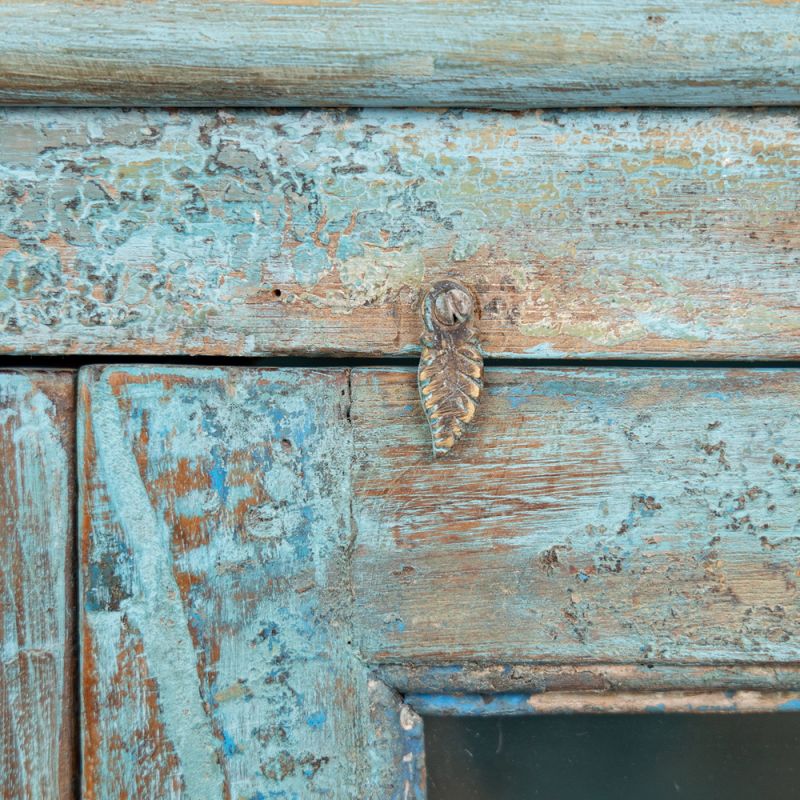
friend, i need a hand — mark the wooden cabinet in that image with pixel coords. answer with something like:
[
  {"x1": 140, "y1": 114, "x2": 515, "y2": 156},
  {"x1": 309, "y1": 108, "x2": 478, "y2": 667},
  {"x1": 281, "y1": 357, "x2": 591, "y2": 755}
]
[{"x1": 1, "y1": 3, "x2": 798, "y2": 798}]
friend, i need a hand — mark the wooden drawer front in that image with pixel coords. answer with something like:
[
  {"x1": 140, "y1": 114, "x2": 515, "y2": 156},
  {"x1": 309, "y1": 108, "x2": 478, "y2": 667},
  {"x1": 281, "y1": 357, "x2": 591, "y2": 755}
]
[
  {"x1": 1, "y1": 108, "x2": 798, "y2": 359},
  {"x1": 79, "y1": 366, "x2": 800, "y2": 798}
]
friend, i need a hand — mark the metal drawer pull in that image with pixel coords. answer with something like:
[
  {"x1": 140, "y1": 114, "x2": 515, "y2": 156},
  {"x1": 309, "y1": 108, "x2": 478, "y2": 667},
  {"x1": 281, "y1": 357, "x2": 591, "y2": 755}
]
[{"x1": 418, "y1": 280, "x2": 484, "y2": 457}]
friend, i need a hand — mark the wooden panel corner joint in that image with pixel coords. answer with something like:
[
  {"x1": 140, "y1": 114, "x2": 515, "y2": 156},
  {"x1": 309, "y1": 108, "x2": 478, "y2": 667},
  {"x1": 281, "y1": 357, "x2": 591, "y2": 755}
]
[
  {"x1": 418, "y1": 280, "x2": 484, "y2": 458},
  {"x1": 75, "y1": 362, "x2": 800, "y2": 796}
]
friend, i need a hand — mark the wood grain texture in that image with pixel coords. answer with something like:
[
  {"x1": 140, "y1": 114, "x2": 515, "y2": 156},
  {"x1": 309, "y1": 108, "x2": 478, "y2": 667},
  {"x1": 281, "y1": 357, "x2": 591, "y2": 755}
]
[
  {"x1": 1, "y1": 108, "x2": 798, "y2": 359},
  {"x1": 0, "y1": 370, "x2": 76, "y2": 800},
  {"x1": 380, "y1": 663, "x2": 800, "y2": 695},
  {"x1": 78, "y1": 366, "x2": 424, "y2": 800},
  {"x1": 0, "y1": 1, "x2": 799, "y2": 107},
  {"x1": 350, "y1": 368, "x2": 800, "y2": 668}
]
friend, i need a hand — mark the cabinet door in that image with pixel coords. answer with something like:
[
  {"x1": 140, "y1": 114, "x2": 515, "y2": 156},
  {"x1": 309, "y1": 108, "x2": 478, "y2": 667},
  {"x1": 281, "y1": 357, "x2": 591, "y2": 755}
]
[
  {"x1": 0, "y1": 371, "x2": 76, "y2": 800},
  {"x1": 80, "y1": 365, "x2": 800, "y2": 799},
  {"x1": 1, "y1": 107, "x2": 798, "y2": 361}
]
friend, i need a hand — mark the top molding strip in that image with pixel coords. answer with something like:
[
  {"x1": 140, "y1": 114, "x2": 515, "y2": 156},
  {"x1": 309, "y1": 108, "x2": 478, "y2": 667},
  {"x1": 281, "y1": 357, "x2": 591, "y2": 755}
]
[{"x1": 0, "y1": 1, "x2": 798, "y2": 108}]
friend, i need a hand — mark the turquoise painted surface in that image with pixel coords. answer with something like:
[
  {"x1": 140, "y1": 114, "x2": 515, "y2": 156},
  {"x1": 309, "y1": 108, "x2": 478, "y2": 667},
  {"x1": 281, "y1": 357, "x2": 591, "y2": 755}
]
[
  {"x1": 77, "y1": 364, "x2": 800, "y2": 795},
  {"x1": 406, "y1": 691, "x2": 800, "y2": 715},
  {"x1": 1, "y1": 108, "x2": 798, "y2": 358},
  {"x1": 381, "y1": 662, "x2": 800, "y2": 695},
  {"x1": 351, "y1": 368, "x2": 800, "y2": 666},
  {"x1": 0, "y1": 370, "x2": 75, "y2": 799},
  {"x1": 0, "y1": 1, "x2": 798, "y2": 106},
  {"x1": 79, "y1": 366, "x2": 423, "y2": 799}
]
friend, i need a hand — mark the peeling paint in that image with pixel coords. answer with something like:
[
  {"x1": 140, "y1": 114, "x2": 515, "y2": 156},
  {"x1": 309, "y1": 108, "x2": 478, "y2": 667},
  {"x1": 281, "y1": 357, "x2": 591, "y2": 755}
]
[
  {"x1": 0, "y1": 108, "x2": 797, "y2": 359},
  {"x1": 0, "y1": 370, "x2": 75, "y2": 799},
  {"x1": 79, "y1": 366, "x2": 423, "y2": 799}
]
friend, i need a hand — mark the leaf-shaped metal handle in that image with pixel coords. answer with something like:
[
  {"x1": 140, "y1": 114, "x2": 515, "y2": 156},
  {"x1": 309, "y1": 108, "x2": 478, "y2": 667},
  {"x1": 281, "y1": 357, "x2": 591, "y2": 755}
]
[{"x1": 418, "y1": 280, "x2": 484, "y2": 457}]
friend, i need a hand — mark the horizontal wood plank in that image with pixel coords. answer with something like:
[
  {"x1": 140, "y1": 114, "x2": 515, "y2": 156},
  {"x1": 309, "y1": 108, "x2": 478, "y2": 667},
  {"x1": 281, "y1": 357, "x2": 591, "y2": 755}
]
[
  {"x1": 407, "y1": 690, "x2": 800, "y2": 716},
  {"x1": 0, "y1": 370, "x2": 76, "y2": 800},
  {"x1": 0, "y1": 1, "x2": 798, "y2": 107},
  {"x1": 79, "y1": 366, "x2": 423, "y2": 799},
  {"x1": 380, "y1": 663, "x2": 800, "y2": 695},
  {"x1": 350, "y1": 368, "x2": 800, "y2": 668},
  {"x1": 1, "y1": 108, "x2": 798, "y2": 359}
]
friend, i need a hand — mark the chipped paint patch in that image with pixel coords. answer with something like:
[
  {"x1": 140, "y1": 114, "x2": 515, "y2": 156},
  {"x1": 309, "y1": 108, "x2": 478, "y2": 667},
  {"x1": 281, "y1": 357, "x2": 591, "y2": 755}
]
[{"x1": 0, "y1": 108, "x2": 798, "y2": 359}]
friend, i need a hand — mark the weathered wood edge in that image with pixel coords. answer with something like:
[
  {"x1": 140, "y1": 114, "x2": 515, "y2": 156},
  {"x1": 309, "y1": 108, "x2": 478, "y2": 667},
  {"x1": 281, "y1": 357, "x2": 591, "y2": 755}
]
[
  {"x1": 1, "y1": 107, "x2": 798, "y2": 360},
  {"x1": 406, "y1": 690, "x2": 800, "y2": 716},
  {"x1": 0, "y1": 1, "x2": 799, "y2": 107},
  {"x1": 0, "y1": 369, "x2": 76, "y2": 800},
  {"x1": 379, "y1": 664, "x2": 800, "y2": 695}
]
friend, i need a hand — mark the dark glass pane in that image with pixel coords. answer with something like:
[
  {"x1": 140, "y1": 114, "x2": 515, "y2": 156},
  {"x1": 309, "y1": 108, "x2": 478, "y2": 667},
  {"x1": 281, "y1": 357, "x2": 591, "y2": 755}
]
[{"x1": 425, "y1": 713, "x2": 800, "y2": 800}]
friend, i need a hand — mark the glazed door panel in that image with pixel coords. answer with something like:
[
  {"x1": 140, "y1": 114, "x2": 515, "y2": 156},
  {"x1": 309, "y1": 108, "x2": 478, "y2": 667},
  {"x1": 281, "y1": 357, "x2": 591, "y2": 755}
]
[{"x1": 78, "y1": 364, "x2": 800, "y2": 798}]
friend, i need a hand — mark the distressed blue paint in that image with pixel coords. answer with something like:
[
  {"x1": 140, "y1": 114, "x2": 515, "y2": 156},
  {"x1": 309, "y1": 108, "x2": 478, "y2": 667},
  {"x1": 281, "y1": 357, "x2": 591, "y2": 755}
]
[
  {"x1": 408, "y1": 693, "x2": 535, "y2": 716},
  {"x1": 778, "y1": 699, "x2": 800, "y2": 712},
  {"x1": 208, "y1": 459, "x2": 229, "y2": 504},
  {"x1": 221, "y1": 731, "x2": 238, "y2": 757},
  {"x1": 0, "y1": 371, "x2": 75, "y2": 799},
  {"x1": 306, "y1": 711, "x2": 326, "y2": 729},
  {"x1": 0, "y1": 0, "x2": 798, "y2": 106},
  {"x1": 80, "y1": 366, "x2": 424, "y2": 799},
  {"x1": 0, "y1": 108, "x2": 797, "y2": 359},
  {"x1": 352, "y1": 368, "x2": 800, "y2": 667}
]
